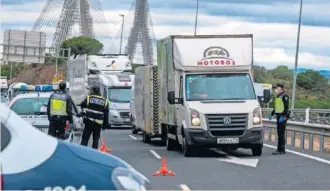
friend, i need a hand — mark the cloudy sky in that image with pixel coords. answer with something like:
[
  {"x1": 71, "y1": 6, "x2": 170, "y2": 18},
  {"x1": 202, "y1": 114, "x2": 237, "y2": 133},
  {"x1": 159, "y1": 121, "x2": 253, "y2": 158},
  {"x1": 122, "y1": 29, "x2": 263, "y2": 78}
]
[{"x1": 1, "y1": 0, "x2": 330, "y2": 69}]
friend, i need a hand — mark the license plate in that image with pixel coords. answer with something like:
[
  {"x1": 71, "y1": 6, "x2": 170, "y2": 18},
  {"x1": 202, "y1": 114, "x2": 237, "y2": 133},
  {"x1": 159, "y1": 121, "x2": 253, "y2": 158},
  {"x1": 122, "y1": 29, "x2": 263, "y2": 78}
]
[
  {"x1": 217, "y1": 138, "x2": 239, "y2": 144},
  {"x1": 124, "y1": 118, "x2": 129, "y2": 122}
]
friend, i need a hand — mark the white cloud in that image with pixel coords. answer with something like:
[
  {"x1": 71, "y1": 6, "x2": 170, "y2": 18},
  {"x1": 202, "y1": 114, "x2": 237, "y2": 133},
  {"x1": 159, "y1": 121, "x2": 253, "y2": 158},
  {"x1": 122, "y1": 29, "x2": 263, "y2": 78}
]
[{"x1": 1, "y1": 2, "x2": 330, "y2": 69}]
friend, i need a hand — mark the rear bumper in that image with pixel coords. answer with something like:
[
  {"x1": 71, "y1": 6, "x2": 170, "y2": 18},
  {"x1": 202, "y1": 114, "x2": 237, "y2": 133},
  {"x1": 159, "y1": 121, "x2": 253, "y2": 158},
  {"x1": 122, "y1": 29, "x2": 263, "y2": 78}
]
[{"x1": 184, "y1": 127, "x2": 263, "y2": 149}]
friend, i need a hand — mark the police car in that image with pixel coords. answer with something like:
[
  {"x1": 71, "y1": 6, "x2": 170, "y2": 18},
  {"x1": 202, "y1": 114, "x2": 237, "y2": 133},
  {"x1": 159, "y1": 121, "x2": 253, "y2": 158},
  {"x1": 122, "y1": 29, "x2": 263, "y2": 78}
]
[
  {"x1": 0, "y1": 103, "x2": 151, "y2": 190},
  {"x1": 7, "y1": 84, "x2": 84, "y2": 143}
]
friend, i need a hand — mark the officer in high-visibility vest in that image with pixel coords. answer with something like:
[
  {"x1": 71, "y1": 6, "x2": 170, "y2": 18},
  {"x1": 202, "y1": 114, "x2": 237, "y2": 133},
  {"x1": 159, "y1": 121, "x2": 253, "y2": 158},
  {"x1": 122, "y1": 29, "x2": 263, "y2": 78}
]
[
  {"x1": 47, "y1": 81, "x2": 74, "y2": 139},
  {"x1": 80, "y1": 84, "x2": 109, "y2": 149},
  {"x1": 267, "y1": 83, "x2": 290, "y2": 155}
]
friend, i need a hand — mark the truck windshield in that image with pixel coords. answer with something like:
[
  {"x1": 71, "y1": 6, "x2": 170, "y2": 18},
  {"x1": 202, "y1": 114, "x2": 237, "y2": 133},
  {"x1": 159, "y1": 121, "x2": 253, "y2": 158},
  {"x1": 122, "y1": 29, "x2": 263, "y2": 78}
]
[
  {"x1": 185, "y1": 73, "x2": 256, "y2": 101},
  {"x1": 108, "y1": 87, "x2": 131, "y2": 103}
]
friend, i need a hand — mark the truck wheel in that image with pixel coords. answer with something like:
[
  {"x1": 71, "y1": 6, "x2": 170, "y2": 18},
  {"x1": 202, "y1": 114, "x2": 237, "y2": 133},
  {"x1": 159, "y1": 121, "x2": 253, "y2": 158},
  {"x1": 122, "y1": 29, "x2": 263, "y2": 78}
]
[
  {"x1": 142, "y1": 132, "x2": 151, "y2": 143},
  {"x1": 166, "y1": 134, "x2": 176, "y2": 151},
  {"x1": 132, "y1": 125, "x2": 138, "y2": 134},
  {"x1": 251, "y1": 145, "x2": 263, "y2": 156},
  {"x1": 182, "y1": 137, "x2": 194, "y2": 157}
]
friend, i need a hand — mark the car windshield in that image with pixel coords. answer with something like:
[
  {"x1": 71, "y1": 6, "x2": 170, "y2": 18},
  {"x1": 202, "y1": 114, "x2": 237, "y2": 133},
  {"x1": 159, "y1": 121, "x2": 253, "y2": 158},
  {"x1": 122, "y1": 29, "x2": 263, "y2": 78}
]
[
  {"x1": 185, "y1": 73, "x2": 256, "y2": 101},
  {"x1": 10, "y1": 97, "x2": 49, "y2": 115},
  {"x1": 108, "y1": 88, "x2": 131, "y2": 103}
]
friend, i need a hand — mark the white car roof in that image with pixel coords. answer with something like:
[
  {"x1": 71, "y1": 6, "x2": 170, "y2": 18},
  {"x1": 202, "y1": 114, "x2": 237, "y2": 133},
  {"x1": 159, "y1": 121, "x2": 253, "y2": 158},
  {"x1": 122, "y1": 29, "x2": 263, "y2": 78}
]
[{"x1": 9, "y1": 92, "x2": 52, "y2": 106}]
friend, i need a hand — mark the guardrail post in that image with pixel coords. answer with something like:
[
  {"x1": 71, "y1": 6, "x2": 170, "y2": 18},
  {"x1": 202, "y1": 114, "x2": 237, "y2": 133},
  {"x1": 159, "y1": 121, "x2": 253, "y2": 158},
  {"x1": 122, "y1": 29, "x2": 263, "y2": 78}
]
[{"x1": 305, "y1": 108, "x2": 310, "y2": 123}]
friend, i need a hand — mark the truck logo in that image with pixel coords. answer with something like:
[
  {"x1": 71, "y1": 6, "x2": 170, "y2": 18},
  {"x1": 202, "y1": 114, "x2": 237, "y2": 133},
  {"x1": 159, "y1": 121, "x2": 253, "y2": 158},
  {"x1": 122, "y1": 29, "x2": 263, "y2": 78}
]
[
  {"x1": 197, "y1": 46, "x2": 235, "y2": 66},
  {"x1": 223, "y1": 117, "x2": 232, "y2": 125}
]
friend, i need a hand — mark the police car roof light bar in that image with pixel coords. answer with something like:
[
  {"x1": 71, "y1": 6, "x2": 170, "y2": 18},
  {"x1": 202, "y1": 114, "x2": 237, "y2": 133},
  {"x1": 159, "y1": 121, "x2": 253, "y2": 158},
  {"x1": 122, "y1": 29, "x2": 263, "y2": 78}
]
[{"x1": 13, "y1": 84, "x2": 59, "y2": 92}]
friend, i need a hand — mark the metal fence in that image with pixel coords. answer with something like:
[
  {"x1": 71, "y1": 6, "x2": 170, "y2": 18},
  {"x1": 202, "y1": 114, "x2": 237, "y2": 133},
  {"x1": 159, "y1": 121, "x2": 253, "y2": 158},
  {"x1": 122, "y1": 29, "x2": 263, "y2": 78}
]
[
  {"x1": 263, "y1": 119, "x2": 330, "y2": 153},
  {"x1": 262, "y1": 108, "x2": 330, "y2": 125}
]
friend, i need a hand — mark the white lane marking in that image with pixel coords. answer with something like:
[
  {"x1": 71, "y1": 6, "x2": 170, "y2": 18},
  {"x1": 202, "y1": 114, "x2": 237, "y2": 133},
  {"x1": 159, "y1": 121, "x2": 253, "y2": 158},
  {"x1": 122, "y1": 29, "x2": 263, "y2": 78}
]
[
  {"x1": 212, "y1": 149, "x2": 259, "y2": 168},
  {"x1": 129, "y1": 135, "x2": 137, "y2": 140},
  {"x1": 179, "y1": 184, "x2": 191, "y2": 191},
  {"x1": 264, "y1": 144, "x2": 330, "y2": 165},
  {"x1": 149, "y1": 149, "x2": 161, "y2": 160}
]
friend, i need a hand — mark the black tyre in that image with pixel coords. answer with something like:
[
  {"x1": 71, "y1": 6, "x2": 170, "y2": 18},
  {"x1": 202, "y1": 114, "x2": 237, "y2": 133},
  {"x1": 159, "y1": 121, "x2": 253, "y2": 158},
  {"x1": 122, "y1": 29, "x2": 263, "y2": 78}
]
[
  {"x1": 251, "y1": 144, "x2": 263, "y2": 156},
  {"x1": 132, "y1": 125, "x2": 138, "y2": 134},
  {"x1": 142, "y1": 132, "x2": 151, "y2": 143},
  {"x1": 166, "y1": 134, "x2": 176, "y2": 151},
  {"x1": 182, "y1": 137, "x2": 194, "y2": 157}
]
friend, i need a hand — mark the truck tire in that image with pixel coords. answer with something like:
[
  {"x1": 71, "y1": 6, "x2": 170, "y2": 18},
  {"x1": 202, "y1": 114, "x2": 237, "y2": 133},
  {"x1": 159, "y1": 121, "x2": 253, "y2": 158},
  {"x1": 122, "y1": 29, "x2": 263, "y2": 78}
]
[
  {"x1": 251, "y1": 144, "x2": 262, "y2": 156},
  {"x1": 142, "y1": 132, "x2": 151, "y2": 143},
  {"x1": 182, "y1": 137, "x2": 194, "y2": 157},
  {"x1": 132, "y1": 125, "x2": 138, "y2": 134},
  {"x1": 166, "y1": 134, "x2": 176, "y2": 151}
]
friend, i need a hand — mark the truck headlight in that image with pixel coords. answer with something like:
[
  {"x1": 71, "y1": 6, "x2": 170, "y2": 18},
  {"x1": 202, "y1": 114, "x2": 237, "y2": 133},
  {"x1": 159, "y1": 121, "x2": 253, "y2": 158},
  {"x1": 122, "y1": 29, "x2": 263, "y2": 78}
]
[
  {"x1": 190, "y1": 109, "x2": 201, "y2": 126},
  {"x1": 253, "y1": 107, "x2": 262, "y2": 125},
  {"x1": 110, "y1": 109, "x2": 119, "y2": 117}
]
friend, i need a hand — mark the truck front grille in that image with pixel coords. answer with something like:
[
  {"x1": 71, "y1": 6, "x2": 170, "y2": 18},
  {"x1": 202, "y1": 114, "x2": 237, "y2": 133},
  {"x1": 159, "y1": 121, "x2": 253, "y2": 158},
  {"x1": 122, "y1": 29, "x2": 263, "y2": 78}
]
[
  {"x1": 205, "y1": 114, "x2": 248, "y2": 137},
  {"x1": 120, "y1": 112, "x2": 130, "y2": 118}
]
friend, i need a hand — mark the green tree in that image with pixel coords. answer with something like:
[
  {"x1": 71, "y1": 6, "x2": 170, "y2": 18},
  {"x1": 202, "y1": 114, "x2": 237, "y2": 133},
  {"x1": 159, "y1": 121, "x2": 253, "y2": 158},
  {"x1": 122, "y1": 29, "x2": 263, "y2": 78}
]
[
  {"x1": 61, "y1": 36, "x2": 103, "y2": 58},
  {"x1": 297, "y1": 69, "x2": 328, "y2": 92},
  {"x1": 252, "y1": 65, "x2": 269, "y2": 83},
  {"x1": 271, "y1": 65, "x2": 293, "y2": 81}
]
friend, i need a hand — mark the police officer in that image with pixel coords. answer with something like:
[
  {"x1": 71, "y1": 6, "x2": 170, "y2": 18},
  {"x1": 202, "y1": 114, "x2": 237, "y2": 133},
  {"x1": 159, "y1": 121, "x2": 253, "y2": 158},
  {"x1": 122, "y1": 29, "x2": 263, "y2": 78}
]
[
  {"x1": 80, "y1": 84, "x2": 109, "y2": 149},
  {"x1": 47, "y1": 81, "x2": 74, "y2": 139},
  {"x1": 267, "y1": 83, "x2": 290, "y2": 155}
]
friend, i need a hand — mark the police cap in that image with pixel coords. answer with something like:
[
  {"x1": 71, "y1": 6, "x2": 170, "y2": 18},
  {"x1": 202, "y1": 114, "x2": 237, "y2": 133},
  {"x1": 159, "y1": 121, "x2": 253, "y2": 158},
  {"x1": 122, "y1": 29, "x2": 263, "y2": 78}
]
[
  {"x1": 59, "y1": 81, "x2": 66, "y2": 90},
  {"x1": 90, "y1": 83, "x2": 100, "y2": 94}
]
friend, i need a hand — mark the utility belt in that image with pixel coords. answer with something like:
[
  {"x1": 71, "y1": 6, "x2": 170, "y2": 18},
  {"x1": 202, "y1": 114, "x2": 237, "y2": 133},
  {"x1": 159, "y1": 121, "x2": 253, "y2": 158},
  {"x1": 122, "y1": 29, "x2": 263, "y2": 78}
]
[
  {"x1": 84, "y1": 110, "x2": 104, "y2": 125},
  {"x1": 50, "y1": 115, "x2": 67, "y2": 123}
]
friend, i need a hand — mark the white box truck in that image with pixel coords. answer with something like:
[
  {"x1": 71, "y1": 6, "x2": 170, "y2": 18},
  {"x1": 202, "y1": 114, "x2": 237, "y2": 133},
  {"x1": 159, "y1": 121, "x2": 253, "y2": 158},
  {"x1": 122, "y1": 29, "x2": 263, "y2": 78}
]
[{"x1": 155, "y1": 34, "x2": 271, "y2": 157}]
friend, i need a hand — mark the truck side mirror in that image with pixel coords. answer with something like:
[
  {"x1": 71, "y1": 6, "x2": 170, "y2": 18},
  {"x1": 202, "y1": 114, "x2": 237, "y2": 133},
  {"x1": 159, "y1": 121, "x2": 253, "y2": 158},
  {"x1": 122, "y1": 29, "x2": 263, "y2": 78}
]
[
  {"x1": 263, "y1": 89, "x2": 271, "y2": 103},
  {"x1": 167, "y1": 91, "x2": 175, "y2": 104},
  {"x1": 168, "y1": 91, "x2": 183, "y2": 105}
]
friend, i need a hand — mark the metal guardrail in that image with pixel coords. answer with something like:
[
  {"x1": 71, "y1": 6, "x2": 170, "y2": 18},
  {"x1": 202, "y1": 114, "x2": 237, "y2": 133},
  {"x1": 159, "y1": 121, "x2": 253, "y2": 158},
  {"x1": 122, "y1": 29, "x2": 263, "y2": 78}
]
[
  {"x1": 262, "y1": 108, "x2": 330, "y2": 125},
  {"x1": 262, "y1": 119, "x2": 330, "y2": 153}
]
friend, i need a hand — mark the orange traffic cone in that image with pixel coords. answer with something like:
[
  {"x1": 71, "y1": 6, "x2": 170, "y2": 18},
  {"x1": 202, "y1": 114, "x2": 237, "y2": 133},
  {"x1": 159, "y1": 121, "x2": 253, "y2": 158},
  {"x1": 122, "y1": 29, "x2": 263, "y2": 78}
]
[
  {"x1": 98, "y1": 138, "x2": 112, "y2": 153},
  {"x1": 152, "y1": 156, "x2": 175, "y2": 176}
]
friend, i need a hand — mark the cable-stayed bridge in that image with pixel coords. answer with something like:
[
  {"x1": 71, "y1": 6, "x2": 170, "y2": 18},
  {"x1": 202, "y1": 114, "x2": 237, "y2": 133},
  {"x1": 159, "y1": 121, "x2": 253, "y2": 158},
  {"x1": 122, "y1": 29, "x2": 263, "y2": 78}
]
[{"x1": 32, "y1": 0, "x2": 156, "y2": 65}]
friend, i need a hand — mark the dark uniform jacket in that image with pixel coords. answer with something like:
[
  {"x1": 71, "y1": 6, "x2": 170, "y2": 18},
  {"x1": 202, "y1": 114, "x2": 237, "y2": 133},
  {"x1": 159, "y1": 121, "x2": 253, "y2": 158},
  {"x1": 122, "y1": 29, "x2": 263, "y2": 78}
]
[{"x1": 80, "y1": 95, "x2": 109, "y2": 129}]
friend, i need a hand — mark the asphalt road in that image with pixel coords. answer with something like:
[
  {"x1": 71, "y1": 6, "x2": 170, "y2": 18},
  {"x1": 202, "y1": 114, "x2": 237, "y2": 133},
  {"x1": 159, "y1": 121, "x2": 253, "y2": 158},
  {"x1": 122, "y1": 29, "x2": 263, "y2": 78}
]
[{"x1": 76, "y1": 129, "x2": 330, "y2": 190}]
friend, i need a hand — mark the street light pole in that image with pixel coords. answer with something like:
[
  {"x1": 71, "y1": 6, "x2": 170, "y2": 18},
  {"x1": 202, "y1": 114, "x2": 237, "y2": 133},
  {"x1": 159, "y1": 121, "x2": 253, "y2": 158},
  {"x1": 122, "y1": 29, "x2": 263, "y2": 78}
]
[
  {"x1": 291, "y1": 0, "x2": 303, "y2": 109},
  {"x1": 194, "y1": 0, "x2": 199, "y2": 35},
  {"x1": 119, "y1": 14, "x2": 125, "y2": 54}
]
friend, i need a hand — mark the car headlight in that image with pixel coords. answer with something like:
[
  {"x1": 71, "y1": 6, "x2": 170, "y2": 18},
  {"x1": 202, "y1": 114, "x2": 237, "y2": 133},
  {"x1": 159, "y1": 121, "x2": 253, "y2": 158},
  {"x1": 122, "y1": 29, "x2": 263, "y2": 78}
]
[
  {"x1": 112, "y1": 167, "x2": 151, "y2": 190},
  {"x1": 190, "y1": 109, "x2": 201, "y2": 126},
  {"x1": 253, "y1": 107, "x2": 262, "y2": 125}
]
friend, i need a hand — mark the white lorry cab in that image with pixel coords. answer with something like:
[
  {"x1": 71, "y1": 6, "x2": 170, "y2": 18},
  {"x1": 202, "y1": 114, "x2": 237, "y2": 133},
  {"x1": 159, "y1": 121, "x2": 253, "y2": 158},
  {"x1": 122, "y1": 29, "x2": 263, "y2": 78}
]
[
  {"x1": 154, "y1": 35, "x2": 271, "y2": 157},
  {"x1": 98, "y1": 73, "x2": 134, "y2": 128}
]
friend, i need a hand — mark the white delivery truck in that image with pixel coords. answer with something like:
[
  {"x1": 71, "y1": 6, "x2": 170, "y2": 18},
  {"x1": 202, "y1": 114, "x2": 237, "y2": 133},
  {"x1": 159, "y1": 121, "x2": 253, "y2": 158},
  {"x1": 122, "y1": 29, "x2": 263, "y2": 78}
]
[
  {"x1": 67, "y1": 54, "x2": 132, "y2": 104},
  {"x1": 140, "y1": 34, "x2": 271, "y2": 157},
  {"x1": 98, "y1": 73, "x2": 134, "y2": 128},
  {"x1": 1, "y1": 76, "x2": 8, "y2": 102}
]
